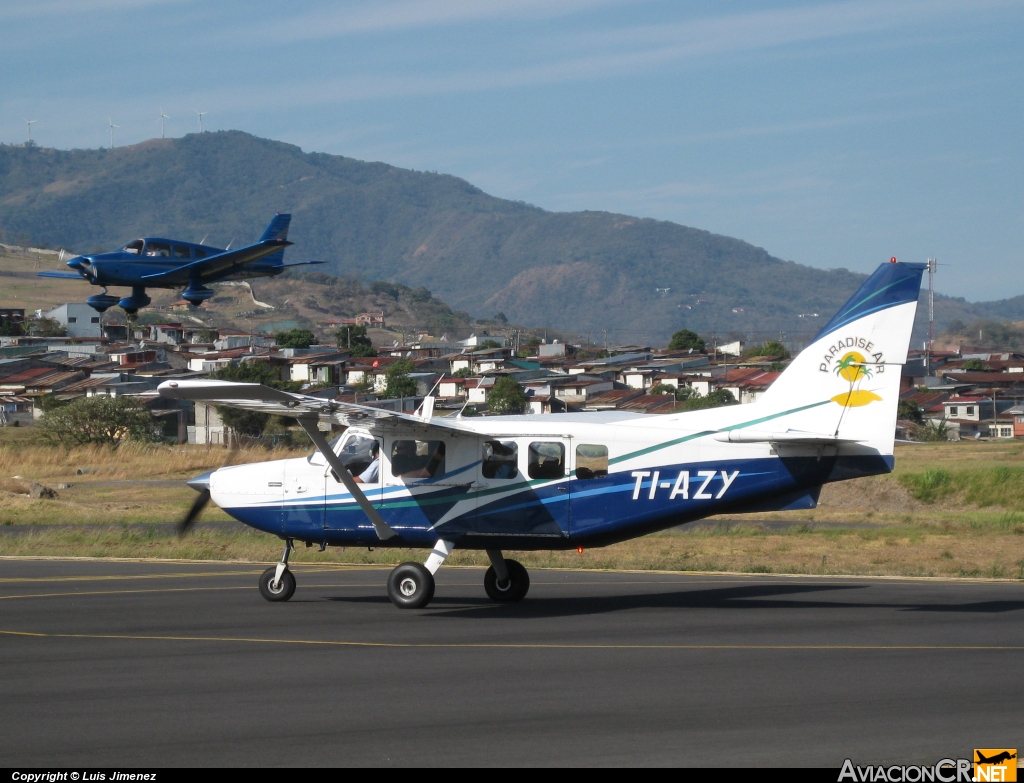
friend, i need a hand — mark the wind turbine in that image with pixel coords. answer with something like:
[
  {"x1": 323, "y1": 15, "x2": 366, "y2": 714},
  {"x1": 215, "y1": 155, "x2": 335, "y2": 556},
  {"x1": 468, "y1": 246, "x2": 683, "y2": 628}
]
[
  {"x1": 24, "y1": 119, "x2": 36, "y2": 144},
  {"x1": 194, "y1": 109, "x2": 206, "y2": 133},
  {"x1": 159, "y1": 108, "x2": 169, "y2": 139},
  {"x1": 108, "y1": 118, "x2": 119, "y2": 149}
]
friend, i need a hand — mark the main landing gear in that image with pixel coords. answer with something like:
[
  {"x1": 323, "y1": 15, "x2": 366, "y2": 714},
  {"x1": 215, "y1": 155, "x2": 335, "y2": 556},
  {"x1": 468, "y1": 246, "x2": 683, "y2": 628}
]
[
  {"x1": 385, "y1": 543, "x2": 530, "y2": 609},
  {"x1": 258, "y1": 538, "x2": 532, "y2": 608}
]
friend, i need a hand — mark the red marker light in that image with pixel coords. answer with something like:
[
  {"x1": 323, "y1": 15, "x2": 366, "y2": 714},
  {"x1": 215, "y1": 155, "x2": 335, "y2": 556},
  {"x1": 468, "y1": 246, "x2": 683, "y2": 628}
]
[
  {"x1": 890, "y1": 257, "x2": 897, "y2": 264},
  {"x1": 372, "y1": 360, "x2": 379, "y2": 367},
  {"x1": 577, "y1": 546, "x2": 584, "y2": 554}
]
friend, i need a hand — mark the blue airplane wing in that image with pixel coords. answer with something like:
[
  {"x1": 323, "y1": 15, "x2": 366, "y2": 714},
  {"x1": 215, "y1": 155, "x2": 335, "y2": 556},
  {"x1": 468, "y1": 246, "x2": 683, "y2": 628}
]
[
  {"x1": 37, "y1": 270, "x2": 85, "y2": 279},
  {"x1": 140, "y1": 239, "x2": 292, "y2": 283}
]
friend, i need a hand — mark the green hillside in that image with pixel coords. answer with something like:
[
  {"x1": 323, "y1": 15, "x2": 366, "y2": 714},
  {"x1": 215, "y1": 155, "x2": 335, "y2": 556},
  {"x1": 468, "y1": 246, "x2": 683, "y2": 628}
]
[{"x1": 0, "y1": 131, "x2": 1018, "y2": 344}]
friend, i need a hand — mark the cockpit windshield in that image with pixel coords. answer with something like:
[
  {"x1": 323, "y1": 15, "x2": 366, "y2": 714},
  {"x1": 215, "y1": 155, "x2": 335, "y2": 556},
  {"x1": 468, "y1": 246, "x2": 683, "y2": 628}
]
[{"x1": 123, "y1": 240, "x2": 144, "y2": 255}]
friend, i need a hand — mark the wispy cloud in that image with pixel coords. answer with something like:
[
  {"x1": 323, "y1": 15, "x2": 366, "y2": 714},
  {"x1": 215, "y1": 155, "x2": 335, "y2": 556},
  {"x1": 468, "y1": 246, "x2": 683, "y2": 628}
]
[
  {"x1": 0, "y1": 0, "x2": 190, "y2": 21},
  {"x1": 229, "y1": 0, "x2": 630, "y2": 44}
]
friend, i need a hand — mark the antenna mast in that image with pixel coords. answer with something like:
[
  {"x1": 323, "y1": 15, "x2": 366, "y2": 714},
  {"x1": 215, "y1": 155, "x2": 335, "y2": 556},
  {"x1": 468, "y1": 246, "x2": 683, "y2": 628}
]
[{"x1": 926, "y1": 257, "x2": 936, "y2": 377}]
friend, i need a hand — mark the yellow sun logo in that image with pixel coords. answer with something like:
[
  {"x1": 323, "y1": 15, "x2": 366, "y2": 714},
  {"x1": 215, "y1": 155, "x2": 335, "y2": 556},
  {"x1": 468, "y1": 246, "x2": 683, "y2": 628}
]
[{"x1": 830, "y1": 351, "x2": 882, "y2": 407}]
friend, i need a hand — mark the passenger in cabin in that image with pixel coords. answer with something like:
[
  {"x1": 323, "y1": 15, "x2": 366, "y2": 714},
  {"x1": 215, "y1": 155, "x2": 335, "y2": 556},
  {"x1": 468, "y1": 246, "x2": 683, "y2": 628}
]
[
  {"x1": 391, "y1": 440, "x2": 446, "y2": 479},
  {"x1": 352, "y1": 442, "x2": 379, "y2": 484}
]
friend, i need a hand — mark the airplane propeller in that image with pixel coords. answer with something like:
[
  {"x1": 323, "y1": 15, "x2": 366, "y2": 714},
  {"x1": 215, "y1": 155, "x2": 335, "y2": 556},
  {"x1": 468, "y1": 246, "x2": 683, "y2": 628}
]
[{"x1": 179, "y1": 485, "x2": 211, "y2": 536}]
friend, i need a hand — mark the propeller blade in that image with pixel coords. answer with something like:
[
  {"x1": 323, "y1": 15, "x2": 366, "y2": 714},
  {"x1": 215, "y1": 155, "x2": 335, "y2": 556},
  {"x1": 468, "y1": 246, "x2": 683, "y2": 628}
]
[{"x1": 179, "y1": 487, "x2": 210, "y2": 536}]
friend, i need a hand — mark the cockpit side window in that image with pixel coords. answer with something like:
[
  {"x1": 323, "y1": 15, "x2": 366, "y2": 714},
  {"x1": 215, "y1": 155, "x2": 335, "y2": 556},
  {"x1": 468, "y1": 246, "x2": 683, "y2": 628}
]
[
  {"x1": 173, "y1": 245, "x2": 191, "y2": 259},
  {"x1": 195, "y1": 248, "x2": 207, "y2": 259},
  {"x1": 144, "y1": 241, "x2": 171, "y2": 257},
  {"x1": 123, "y1": 240, "x2": 144, "y2": 255}
]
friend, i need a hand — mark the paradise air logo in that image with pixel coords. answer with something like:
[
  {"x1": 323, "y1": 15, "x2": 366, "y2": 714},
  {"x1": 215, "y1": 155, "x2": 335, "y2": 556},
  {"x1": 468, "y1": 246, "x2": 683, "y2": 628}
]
[
  {"x1": 819, "y1": 336, "x2": 885, "y2": 408},
  {"x1": 974, "y1": 749, "x2": 1017, "y2": 782}
]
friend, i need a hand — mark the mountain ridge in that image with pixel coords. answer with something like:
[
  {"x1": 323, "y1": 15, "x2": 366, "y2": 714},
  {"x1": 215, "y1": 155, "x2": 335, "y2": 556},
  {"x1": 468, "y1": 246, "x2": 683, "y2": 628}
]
[{"x1": 0, "y1": 130, "x2": 1019, "y2": 343}]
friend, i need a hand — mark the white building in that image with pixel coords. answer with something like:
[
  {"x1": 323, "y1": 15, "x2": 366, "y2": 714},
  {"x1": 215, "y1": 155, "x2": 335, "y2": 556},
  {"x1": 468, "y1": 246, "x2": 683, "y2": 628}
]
[{"x1": 45, "y1": 303, "x2": 102, "y2": 339}]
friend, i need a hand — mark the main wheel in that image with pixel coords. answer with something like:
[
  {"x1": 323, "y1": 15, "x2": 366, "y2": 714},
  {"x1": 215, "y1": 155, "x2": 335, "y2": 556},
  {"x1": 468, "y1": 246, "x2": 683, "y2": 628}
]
[
  {"x1": 259, "y1": 567, "x2": 296, "y2": 602},
  {"x1": 387, "y1": 562, "x2": 435, "y2": 609},
  {"x1": 484, "y1": 559, "x2": 530, "y2": 602}
]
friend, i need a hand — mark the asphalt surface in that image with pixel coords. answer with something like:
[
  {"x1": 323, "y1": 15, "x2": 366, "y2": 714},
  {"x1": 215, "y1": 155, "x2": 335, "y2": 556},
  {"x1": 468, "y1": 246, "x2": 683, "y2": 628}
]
[{"x1": 1, "y1": 559, "x2": 1022, "y2": 767}]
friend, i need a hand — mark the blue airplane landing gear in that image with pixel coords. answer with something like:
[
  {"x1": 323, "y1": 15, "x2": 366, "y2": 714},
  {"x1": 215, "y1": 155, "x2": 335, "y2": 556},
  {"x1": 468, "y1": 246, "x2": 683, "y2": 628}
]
[
  {"x1": 182, "y1": 284, "x2": 215, "y2": 307},
  {"x1": 87, "y1": 290, "x2": 120, "y2": 313},
  {"x1": 118, "y1": 286, "x2": 151, "y2": 315}
]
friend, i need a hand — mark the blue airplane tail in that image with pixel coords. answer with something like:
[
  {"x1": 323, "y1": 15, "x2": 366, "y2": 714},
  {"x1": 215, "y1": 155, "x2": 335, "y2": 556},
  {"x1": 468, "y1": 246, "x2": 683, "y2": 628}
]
[{"x1": 258, "y1": 213, "x2": 291, "y2": 267}]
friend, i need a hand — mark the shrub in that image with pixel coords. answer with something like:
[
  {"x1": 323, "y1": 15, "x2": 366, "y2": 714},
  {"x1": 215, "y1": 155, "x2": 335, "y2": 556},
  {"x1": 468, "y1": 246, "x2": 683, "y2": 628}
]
[
  {"x1": 488, "y1": 376, "x2": 527, "y2": 415},
  {"x1": 384, "y1": 358, "x2": 417, "y2": 399},
  {"x1": 668, "y1": 329, "x2": 705, "y2": 352},
  {"x1": 37, "y1": 396, "x2": 159, "y2": 448}
]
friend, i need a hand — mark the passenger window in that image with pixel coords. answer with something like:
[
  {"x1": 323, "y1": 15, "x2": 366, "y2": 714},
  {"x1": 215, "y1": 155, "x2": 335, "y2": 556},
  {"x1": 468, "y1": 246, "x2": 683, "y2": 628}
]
[
  {"x1": 528, "y1": 442, "x2": 565, "y2": 480},
  {"x1": 123, "y1": 240, "x2": 144, "y2": 255},
  {"x1": 575, "y1": 444, "x2": 608, "y2": 480},
  {"x1": 482, "y1": 441, "x2": 518, "y2": 479},
  {"x1": 391, "y1": 439, "x2": 446, "y2": 479},
  {"x1": 173, "y1": 245, "x2": 191, "y2": 259},
  {"x1": 195, "y1": 249, "x2": 207, "y2": 258},
  {"x1": 145, "y1": 241, "x2": 171, "y2": 257}
]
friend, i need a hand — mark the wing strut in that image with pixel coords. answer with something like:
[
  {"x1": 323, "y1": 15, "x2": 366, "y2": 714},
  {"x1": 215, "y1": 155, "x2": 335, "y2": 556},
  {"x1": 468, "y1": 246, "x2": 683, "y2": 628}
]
[{"x1": 295, "y1": 417, "x2": 396, "y2": 541}]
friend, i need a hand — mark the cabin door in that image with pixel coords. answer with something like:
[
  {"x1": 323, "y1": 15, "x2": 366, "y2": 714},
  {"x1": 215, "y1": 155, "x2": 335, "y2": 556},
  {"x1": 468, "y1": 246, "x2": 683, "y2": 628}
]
[{"x1": 324, "y1": 432, "x2": 383, "y2": 530}]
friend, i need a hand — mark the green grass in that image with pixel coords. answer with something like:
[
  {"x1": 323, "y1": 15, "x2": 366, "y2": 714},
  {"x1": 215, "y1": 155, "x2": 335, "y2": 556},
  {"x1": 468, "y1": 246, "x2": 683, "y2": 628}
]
[{"x1": 898, "y1": 466, "x2": 1024, "y2": 508}]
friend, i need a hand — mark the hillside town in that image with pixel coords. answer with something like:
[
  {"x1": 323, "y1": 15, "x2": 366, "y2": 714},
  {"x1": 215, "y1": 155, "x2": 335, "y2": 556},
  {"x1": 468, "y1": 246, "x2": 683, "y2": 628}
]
[{"x1": 1, "y1": 302, "x2": 1022, "y2": 443}]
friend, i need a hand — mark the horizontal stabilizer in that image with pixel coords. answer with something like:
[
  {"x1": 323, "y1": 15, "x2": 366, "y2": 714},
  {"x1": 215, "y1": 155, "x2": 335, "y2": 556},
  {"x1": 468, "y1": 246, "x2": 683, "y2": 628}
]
[
  {"x1": 37, "y1": 270, "x2": 84, "y2": 279},
  {"x1": 140, "y1": 239, "x2": 291, "y2": 283},
  {"x1": 713, "y1": 429, "x2": 862, "y2": 445}
]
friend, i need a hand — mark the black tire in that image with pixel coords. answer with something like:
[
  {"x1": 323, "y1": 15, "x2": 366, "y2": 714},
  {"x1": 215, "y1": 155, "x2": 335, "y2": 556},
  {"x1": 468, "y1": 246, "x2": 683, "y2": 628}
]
[
  {"x1": 387, "y1": 562, "x2": 435, "y2": 609},
  {"x1": 484, "y1": 559, "x2": 530, "y2": 602},
  {"x1": 259, "y1": 567, "x2": 296, "y2": 602}
]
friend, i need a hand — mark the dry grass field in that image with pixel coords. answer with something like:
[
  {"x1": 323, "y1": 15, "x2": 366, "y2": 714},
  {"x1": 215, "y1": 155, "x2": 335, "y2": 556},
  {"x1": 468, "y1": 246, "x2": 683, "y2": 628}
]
[{"x1": 1, "y1": 426, "x2": 1023, "y2": 578}]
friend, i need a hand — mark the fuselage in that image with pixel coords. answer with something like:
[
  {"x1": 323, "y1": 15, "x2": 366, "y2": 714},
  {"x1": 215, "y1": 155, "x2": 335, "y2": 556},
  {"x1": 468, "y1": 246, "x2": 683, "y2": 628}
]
[
  {"x1": 73, "y1": 238, "x2": 286, "y2": 288},
  {"x1": 209, "y1": 406, "x2": 893, "y2": 552}
]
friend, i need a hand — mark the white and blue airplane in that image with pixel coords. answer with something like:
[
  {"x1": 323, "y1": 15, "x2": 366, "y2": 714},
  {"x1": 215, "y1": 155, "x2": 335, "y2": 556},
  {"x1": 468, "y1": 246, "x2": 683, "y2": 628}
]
[{"x1": 159, "y1": 260, "x2": 925, "y2": 609}]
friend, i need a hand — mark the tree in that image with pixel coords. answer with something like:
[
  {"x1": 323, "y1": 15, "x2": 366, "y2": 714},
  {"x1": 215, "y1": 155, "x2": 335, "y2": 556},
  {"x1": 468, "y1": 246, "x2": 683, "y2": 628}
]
[
  {"x1": 453, "y1": 368, "x2": 474, "y2": 378},
  {"x1": 649, "y1": 383, "x2": 675, "y2": 395},
  {"x1": 274, "y1": 328, "x2": 317, "y2": 349},
  {"x1": 668, "y1": 329, "x2": 705, "y2": 352},
  {"x1": 961, "y1": 358, "x2": 991, "y2": 371},
  {"x1": 30, "y1": 317, "x2": 66, "y2": 337},
  {"x1": 0, "y1": 318, "x2": 24, "y2": 337},
  {"x1": 897, "y1": 399, "x2": 924, "y2": 424},
  {"x1": 745, "y1": 340, "x2": 791, "y2": 359},
  {"x1": 336, "y1": 324, "x2": 377, "y2": 357},
  {"x1": 384, "y1": 358, "x2": 417, "y2": 399},
  {"x1": 211, "y1": 361, "x2": 300, "y2": 438},
  {"x1": 487, "y1": 375, "x2": 527, "y2": 415},
  {"x1": 675, "y1": 388, "x2": 736, "y2": 411},
  {"x1": 478, "y1": 339, "x2": 501, "y2": 350},
  {"x1": 38, "y1": 396, "x2": 159, "y2": 448}
]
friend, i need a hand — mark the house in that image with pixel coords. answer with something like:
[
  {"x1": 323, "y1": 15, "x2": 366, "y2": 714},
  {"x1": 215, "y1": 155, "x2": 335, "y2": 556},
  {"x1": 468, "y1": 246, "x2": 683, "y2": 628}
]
[
  {"x1": 0, "y1": 395, "x2": 33, "y2": 426},
  {"x1": 436, "y1": 377, "x2": 468, "y2": 399},
  {"x1": 45, "y1": 303, "x2": 102, "y2": 339},
  {"x1": 1003, "y1": 406, "x2": 1024, "y2": 438},
  {"x1": 616, "y1": 394, "x2": 676, "y2": 413},
  {"x1": 0, "y1": 308, "x2": 25, "y2": 323},
  {"x1": 189, "y1": 403, "x2": 227, "y2": 445},
  {"x1": 582, "y1": 389, "x2": 645, "y2": 411}
]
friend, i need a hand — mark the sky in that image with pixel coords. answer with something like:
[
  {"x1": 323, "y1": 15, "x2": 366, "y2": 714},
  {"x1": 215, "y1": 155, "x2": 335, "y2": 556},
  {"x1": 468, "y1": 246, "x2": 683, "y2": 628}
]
[{"x1": 1, "y1": 0, "x2": 1022, "y2": 302}]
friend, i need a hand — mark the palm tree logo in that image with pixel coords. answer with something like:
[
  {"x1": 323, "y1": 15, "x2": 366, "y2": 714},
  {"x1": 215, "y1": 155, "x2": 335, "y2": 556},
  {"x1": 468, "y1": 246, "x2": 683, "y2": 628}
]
[{"x1": 834, "y1": 351, "x2": 871, "y2": 382}]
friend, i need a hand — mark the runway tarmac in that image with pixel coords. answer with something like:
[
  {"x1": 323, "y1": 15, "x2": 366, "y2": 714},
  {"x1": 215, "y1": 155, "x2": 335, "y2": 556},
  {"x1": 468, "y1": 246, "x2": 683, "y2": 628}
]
[{"x1": 1, "y1": 558, "x2": 1022, "y2": 767}]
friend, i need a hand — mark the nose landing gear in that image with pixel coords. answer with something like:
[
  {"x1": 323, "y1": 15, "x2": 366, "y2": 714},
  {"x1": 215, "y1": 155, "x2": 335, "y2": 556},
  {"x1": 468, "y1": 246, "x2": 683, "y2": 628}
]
[{"x1": 259, "y1": 539, "x2": 296, "y2": 602}]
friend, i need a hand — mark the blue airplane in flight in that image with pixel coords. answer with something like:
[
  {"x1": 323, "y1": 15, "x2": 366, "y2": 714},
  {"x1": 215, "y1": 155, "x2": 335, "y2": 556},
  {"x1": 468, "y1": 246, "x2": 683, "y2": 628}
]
[{"x1": 39, "y1": 213, "x2": 321, "y2": 314}]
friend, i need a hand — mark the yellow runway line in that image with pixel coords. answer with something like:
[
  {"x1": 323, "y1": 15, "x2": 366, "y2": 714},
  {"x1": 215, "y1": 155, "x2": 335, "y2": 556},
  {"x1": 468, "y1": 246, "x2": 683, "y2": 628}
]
[{"x1": 1, "y1": 629, "x2": 1023, "y2": 651}]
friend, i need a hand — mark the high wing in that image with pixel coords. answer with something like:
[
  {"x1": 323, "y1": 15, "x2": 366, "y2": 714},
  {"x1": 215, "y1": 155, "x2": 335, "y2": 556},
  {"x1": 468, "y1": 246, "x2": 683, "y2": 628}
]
[
  {"x1": 140, "y1": 239, "x2": 292, "y2": 283},
  {"x1": 157, "y1": 379, "x2": 468, "y2": 434},
  {"x1": 713, "y1": 429, "x2": 863, "y2": 445}
]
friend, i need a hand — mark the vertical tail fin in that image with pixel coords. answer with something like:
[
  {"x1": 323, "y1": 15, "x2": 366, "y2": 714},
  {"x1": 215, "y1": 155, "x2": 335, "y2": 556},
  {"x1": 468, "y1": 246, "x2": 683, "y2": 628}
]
[
  {"x1": 259, "y1": 213, "x2": 291, "y2": 266},
  {"x1": 756, "y1": 261, "x2": 926, "y2": 453}
]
